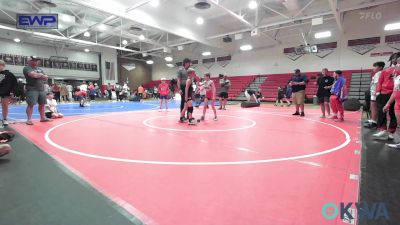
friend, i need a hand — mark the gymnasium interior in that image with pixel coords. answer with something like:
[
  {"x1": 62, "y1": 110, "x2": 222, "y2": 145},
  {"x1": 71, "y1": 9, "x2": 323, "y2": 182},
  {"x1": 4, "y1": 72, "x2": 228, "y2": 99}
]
[{"x1": 0, "y1": 0, "x2": 400, "y2": 225}]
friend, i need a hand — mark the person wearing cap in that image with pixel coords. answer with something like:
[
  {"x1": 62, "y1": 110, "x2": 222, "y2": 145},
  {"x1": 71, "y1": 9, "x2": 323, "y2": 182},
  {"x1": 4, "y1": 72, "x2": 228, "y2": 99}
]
[
  {"x1": 158, "y1": 78, "x2": 170, "y2": 111},
  {"x1": 177, "y1": 58, "x2": 192, "y2": 121},
  {"x1": 372, "y1": 52, "x2": 399, "y2": 140},
  {"x1": 289, "y1": 69, "x2": 308, "y2": 116},
  {"x1": 0, "y1": 60, "x2": 17, "y2": 126},
  {"x1": 23, "y1": 56, "x2": 50, "y2": 125}
]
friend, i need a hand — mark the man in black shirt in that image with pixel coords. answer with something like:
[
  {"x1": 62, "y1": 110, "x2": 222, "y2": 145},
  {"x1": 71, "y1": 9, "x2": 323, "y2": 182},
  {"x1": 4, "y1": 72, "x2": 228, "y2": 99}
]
[
  {"x1": 316, "y1": 68, "x2": 335, "y2": 118},
  {"x1": 290, "y1": 69, "x2": 308, "y2": 116}
]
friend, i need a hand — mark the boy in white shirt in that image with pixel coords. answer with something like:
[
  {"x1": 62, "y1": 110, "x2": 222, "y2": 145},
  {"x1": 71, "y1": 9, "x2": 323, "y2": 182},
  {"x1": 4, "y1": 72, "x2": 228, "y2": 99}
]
[
  {"x1": 365, "y1": 61, "x2": 385, "y2": 128},
  {"x1": 45, "y1": 93, "x2": 63, "y2": 119}
]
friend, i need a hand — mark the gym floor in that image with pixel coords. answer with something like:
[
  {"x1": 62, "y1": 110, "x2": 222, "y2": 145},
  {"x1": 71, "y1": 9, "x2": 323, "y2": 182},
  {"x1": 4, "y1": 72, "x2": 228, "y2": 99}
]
[{"x1": 0, "y1": 100, "x2": 396, "y2": 225}]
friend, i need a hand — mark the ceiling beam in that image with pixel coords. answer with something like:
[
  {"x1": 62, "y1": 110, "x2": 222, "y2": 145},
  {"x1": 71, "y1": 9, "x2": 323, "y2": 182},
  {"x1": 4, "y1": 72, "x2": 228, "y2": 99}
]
[
  {"x1": 125, "y1": 0, "x2": 152, "y2": 12},
  {"x1": 207, "y1": 11, "x2": 333, "y2": 39},
  {"x1": 69, "y1": 15, "x2": 117, "y2": 39},
  {"x1": 338, "y1": 0, "x2": 398, "y2": 13},
  {"x1": 208, "y1": 0, "x2": 254, "y2": 28},
  {"x1": 327, "y1": 0, "x2": 343, "y2": 33},
  {"x1": 262, "y1": 5, "x2": 290, "y2": 20},
  {"x1": 293, "y1": 0, "x2": 316, "y2": 18}
]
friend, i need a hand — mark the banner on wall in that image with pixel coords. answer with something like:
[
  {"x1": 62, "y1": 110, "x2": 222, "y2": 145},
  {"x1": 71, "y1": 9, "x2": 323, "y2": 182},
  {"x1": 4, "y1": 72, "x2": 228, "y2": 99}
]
[
  {"x1": 202, "y1": 58, "x2": 215, "y2": 69},
  {"x1": 348, "y1": 37, "x2": 380, "y2": 55},
  {"x1": 217, "y1": 55, "x2": 231, "y2": 67},
  {"x1": 0, "y1": 52, "x2": 98, "y2": 71},
  {"x1": 385, "y1": 34, "x2": 400, "y2": 51},
  {"x1": 312, "y1": 42, "x2": 337, "y2": 58},
  {"x1": 283, "y1": 47, "x2": 303, "y2": 61},
  {"x1": 105, "y1": 61, "x2": 115, "y2": 80}
]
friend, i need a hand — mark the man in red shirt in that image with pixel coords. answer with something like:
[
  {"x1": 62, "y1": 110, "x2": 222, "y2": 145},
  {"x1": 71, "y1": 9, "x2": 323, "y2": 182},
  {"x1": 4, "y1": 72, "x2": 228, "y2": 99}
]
[
  {"x1": 373, "y1": 52, "x2": 399, "y2": 140},
  {"x1": 158, "y1": 78, "x2": 170, "y2": 111}
]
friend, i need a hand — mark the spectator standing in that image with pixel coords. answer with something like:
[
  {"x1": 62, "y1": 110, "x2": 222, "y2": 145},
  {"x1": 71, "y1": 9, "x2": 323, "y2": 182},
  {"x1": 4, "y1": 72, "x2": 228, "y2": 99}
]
[
  {"x1": 329, "y1": 70, "x2": 346, "y2": 122},
  {"x1": 290, "y1": 69, "x2": 308, "y2": 116},
  {"x1": 23, "y1": 56, "x2": 51, "y2": 125},
  {"x1": 219, "y1": 75, "x2": 231, "y2": 110},
  {"x1": 52, "y1": 83, "x2": 61, "y2": 102},
  {"x1": 316, "y1": 68, "x2": 335, "y2": 118},
  {"x1": 60, "y1": 83, "x2": 68, "y2": 102}
]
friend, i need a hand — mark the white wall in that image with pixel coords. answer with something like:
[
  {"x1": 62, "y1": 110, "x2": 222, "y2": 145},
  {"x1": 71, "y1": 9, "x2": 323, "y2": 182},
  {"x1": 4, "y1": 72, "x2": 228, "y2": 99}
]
[
  {"x1": 0, "y1": 38, "x2": 100, "y2": 79},
  {"x1": 152, "y1": 2, "x2": 400, "y2": 80}
]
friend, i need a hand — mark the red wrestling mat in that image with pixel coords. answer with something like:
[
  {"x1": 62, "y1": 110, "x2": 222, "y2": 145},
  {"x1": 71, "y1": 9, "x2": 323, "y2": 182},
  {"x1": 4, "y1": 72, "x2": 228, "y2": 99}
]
[{"x1": 12, "y1": 105, "x2": 362, "y2": 225}]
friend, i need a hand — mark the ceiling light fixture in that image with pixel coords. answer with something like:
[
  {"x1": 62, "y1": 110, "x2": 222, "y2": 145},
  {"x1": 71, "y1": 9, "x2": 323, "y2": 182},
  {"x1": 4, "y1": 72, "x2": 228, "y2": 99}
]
[
  {"x1": 384, "y1": 22, "x2": 400, "y2": 31},
  {"x1": 13, "y1": 38, "x2": 21, "y2": 43},
  {"x1": 97, "y1": 24, "x2": 107, "y2": 31},
  {"x1": 122, "y1": 39, "x2": 128, "y2": 45},
  {"x1": 248, "y1": 1, "x2": 258, "y2": 10},
  {"x1": 165, "y1": 56, "x2": 173, "y2": 62},
  {"x1": 84, "y1": 48, "x2": 90, "y2": 52},
  {"x1": 240, "y1": 44, "x2": 252, "y2": 51},
  {"x1": 314, "y1": 31, "x2": 331, "y2": 39},
  {"x1": 166, "y1": 63, "x2": 174, "y2": 68},
  {"x1": 202, "y1": 51, "x2": 211, "y2": 56},
  {"x1": 146, "y1": 60, "x2": 154, "y2": 65},
  {"x1": 149, "y1": 0, "x2": 159, "y2": 7},
  {"x1": 196, "y1": 17, "x2": 204, "y2": 25},
  {"x1": 139, "y1": 34, "x2": 145, "y2": 40},
  {"x1": 83, "y1": 31, "x2": 91, "y2": 37}
]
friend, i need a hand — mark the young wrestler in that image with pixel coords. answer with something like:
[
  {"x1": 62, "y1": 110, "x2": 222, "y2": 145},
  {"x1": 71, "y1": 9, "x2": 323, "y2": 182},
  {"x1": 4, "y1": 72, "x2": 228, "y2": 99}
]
[
  {"x1": 201, "y1": 73, "x2": 217, "y2": 121},
  {"x1": 158, "y1": 78, "x2": 170, "y2": 111},
  {"x1": 75, "y1": 88, "x2": 87, "y2": 107},
  {"x1": 329, "y1": 70, "x2": 346, "y2": 122},
  {"x1": 373, "y1": 52, "x2": 399, "y2": 140},
  {"x1": 245, "y1": 89, "x2": 259, "y2": 103},
  {"x1": 180, "y1": 68, "x2": 197, "y2": 124},
  {"x1": 365, "y1": 61, "x2": 385, "y2": 128},
  {"x1": 274, "y1": 86, "x2": 285, "y2": 107},
  {"x1": 383, "y1": 57, "x2": 400, "y2": 149},
  {"x1": 45, "y1": 93, "x2": 64, "y2": 119}
]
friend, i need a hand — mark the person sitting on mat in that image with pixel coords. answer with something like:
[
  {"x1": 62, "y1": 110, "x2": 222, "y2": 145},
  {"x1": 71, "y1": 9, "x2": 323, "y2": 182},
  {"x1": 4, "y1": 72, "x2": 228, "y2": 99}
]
[
  {"x1": 0, "y1": 144, "x2": 11, "y2": 158},
  {"x1": 201, "y1": 73, "x2": 217, "y2": 121},
  {"x1": 0, "y1": 130, "x2": 15, "y2": 158},
  {"x1": 45, "y1": 93, "x2": 64, "y2": 119},
  {"x1": 75, "y1": 88, "x2": 87, "y2": 107},
  {"x1": 245, "y1": 89, "x2": 259, "y2": 103},
  {"x1": 255, "y1": 88, "x2": 263, "y2": 103},
  {"x1": 180, "y1": 68, "x2": 197, "y2": 125},
  {"x1": 158, "y1": 78, "x2": 170, "y2": 112},
  {"x1": 274, "y1": 86, "x2": 285, "y2": 107}
]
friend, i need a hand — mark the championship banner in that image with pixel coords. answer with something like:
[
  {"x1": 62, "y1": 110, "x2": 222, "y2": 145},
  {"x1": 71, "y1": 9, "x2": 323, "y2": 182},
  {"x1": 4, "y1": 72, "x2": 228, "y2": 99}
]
[
  {"x1": 283, "y1": 47, "x2": 303, "y2": 61},
  {"x1": 385, "y1": 34, "x2": 400, "y2": 51},
  {"x1": 202, "y1": 58, "x2": 216, "y2": 69},
  {"x1": 348, "y1": 37, "x2": 380, "y2": 55},
  {"x1": 217, "y1": 55, "x2": 231, "y2": 67},
  {"x1": 313, "y1": 42, "x2": 337, "y2": 58}
]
